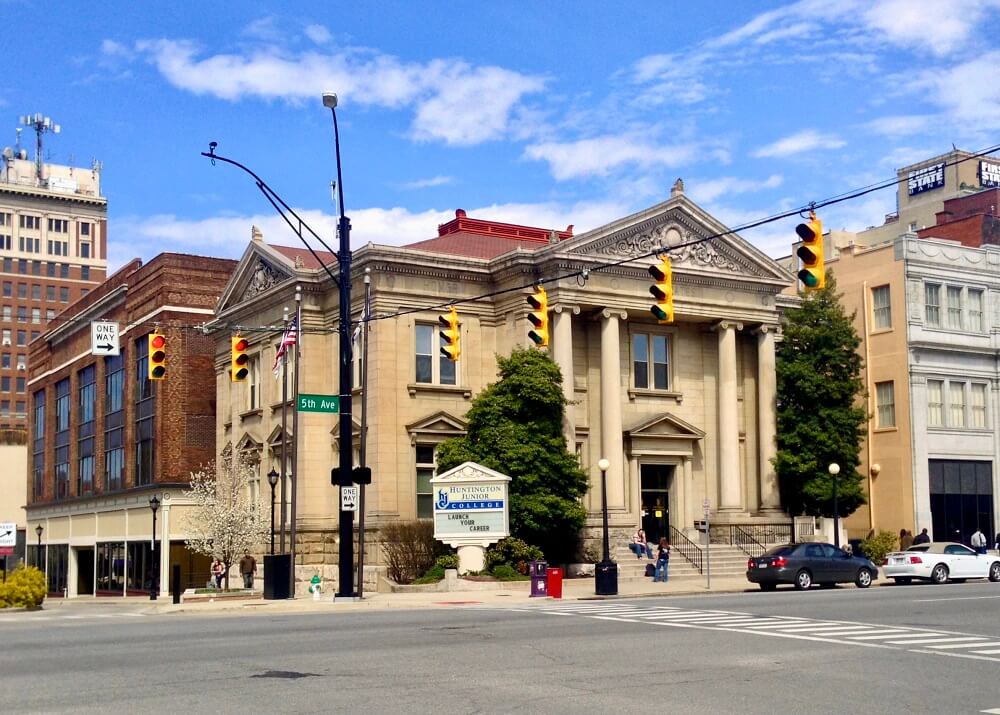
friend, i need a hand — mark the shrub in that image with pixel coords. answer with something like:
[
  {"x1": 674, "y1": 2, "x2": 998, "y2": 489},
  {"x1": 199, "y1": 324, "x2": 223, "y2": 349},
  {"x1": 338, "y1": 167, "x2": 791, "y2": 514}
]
[
  {"x1": 486, "y1": 537, "x2": 545, "y2": 574},
  {"x1": 414, "y1": 564, "x2": 446, "y2": 584},
  {"x1": 860, "y1": 529, "x2": 898, "y2": 565},
  {"x1": 0, "y1": 565, "x2": 46, "y2": 609},
  {"x1": 435, "y1": 553, "x2": 459, "y2": 570},
  {"x1": 490, "y1": 564, "x2": 528, "y2": 581},
  {"x1": 380, "y1": 521, "x2": 448, "y2": 584}
]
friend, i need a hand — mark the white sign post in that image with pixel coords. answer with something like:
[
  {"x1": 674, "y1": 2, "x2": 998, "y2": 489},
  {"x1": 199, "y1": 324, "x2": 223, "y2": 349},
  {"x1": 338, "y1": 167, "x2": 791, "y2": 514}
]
[
  {"x1": 431, "y1": 462, "x2": 510, "y2": 574},
  {"x1": 340, "y1": 486, "x2": 358, "y2": 512},
  {"x1": 0, "y1": 521, "x2": 15, "y2": 563},
  {"x1": 90, "y1": 321, "x2": 120, "y2": 357}
]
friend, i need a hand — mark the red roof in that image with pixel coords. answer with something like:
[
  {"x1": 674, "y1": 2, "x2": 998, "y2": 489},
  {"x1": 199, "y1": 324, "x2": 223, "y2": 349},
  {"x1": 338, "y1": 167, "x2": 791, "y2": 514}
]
[{"x1": 405, "y1": 209, "x2": 574, "y2": 259}]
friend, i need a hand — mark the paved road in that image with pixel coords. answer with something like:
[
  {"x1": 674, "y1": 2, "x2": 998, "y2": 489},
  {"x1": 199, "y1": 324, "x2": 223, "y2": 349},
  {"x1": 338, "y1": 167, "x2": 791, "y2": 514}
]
[{"x1": 2, "y1": 582, "x2": 999, "y2": 714}]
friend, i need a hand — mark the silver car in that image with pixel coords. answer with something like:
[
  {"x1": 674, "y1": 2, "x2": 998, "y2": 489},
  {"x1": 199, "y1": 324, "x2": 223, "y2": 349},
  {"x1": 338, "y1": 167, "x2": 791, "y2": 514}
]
[{"x1": 882, "y1": 542, "x2": 1000, "y2": 584}]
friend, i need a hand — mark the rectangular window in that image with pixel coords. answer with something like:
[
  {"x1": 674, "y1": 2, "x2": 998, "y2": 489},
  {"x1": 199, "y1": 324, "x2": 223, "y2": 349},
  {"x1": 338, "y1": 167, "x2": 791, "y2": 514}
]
[
  {"x1": 2, "y1": 329, "x2": 10, "y2": 345},
  {"x1": 55, "y1": 378, "x2": 70, "y2": 431},
  {"x1": 927, "y1": 380, "x2": 944, "y2": 427},
  {"x1": 414, "y1": 323, "x2": 457, "y2": 386},
  {"x1": 105, "y1": 351, "x2": 124, "y2": 491},
  {"x1": 19, "y1": 215, "x2": 39, "y2": 230},
  {"x1": 79, "y1": 222, "x2": 90, "y2": 237},
  {"x1": 2, "y1": 307, "x2": 10, "y2": 322},
  {"x1": 632, "y1": 333, "x2": 670, "y2": 390},
  {"x1": 415, "y1": 445, "x2": 437, "y2": 518},
  {"x1": 46, "y1": 285, "x2": 55, "y2": 301},
  {"x1": 1, "y1": 282, "x2": 9, "y2": 298},
  {"x1": 18, "y1": 259, "x2": 27, "y2": 274},
  {"x1": 16, "y1": 330, "x2": 26, "y2": 346},
  {"x1": 47, "y1": 218, "x2": 68, "y2": 233},
  {"x1": 946, "y1": 286, "x2": 963, "y2": 330},
  {"x1": 31, "y1": 308, "x2": 40, "y2": 324},
  {"x1": 55, "y1": 378, "x2": 71, "y2": 499},
  {"x1": 80, "y1": 244, "x2": 91, "y2": 260},
  {"x1": 247, "y1": 356, "x2": 260, "y2": 410},
  {"x1": 971, "y1": 383, "x2": 987, "y2": 428},
  {"x1": 31, "y1": 260, "x2": 40, "y2": 275},
  {"x1": 3, "y1": 258, "x2": 11, "y2": 273},
  {"x1": 60, "y1": 264, "x2": 69, "y2": 279},
  {"x1": 16, "y1": 377, "x2": 24, "y2": 392},
  {"x1": 81, "y1": 265, "x2": 90, "y2": 280},
  {"x1": 1, "y1": 354, "x2": 9, "y2": 369},
  {"x1": 135, "y1": 338, "x2": 154, "y2": 486},
  {"x1": 105, "y1": 353, "x2": 124, "y2": 413},
  {"x1": 0, "y1": 235, "x2": 9, "y2": 250},
  {"x1": 45, "y1": 309, "x2": 54, "y2": 321},
  {"x1": 2, "y1": 376, "x2": 10, "y2": 392},
  {"x1": 31, "y1": 284, "x2": 40, "y2": 300},
  {"x1": 876, "y1": 381, "x2": 895, "y2": 428},
  {"x1": 16, "y1": 354, "x2": 25, "y2": 371},
  {"x1": 59, "y1": 286, "x2": 69, "y2": 303},
  {"x1": 967, "y1": 289, "x2": 984, "y2": 332},
  {"x1": 0, "y1": 213, "x2": 8, "y2": 226},
  {"x1": 872, "y1": 285, "x2": 891, "y2": 330},
  {"x1": 17, "y1": 306, "x2": 26, "y2": 323},
  {"x1": 32, "y1": 389, "x2": 44, "y2": 499},
  {"x1": 949, "y1": 381, "x2": 966, "y2": 427},
  {"x1": 17, "y1": 283, "x2": 26, "y2": 299},
  {"x1": 46, "y1": 262, "x2": 55, "y2": 278}
]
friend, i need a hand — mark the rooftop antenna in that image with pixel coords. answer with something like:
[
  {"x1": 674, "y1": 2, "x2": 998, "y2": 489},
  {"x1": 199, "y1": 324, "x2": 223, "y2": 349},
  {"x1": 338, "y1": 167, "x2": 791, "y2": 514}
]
[{"x1": 19, "y1": 113, "x2": 60, "y2": 182}]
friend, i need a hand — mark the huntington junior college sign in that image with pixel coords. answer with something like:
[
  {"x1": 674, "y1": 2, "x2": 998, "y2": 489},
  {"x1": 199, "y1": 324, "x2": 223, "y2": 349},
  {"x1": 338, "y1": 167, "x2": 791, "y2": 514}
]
[{"x1": 431, "y1": 462, "x2": 510, "y2": 574}]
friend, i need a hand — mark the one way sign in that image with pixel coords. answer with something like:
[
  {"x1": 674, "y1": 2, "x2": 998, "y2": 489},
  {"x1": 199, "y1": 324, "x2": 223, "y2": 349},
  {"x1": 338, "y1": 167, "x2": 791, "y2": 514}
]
[
  {"x1": 0, "y1": 522, "x2": 16, "y2": 548},
  {"x1": 91, "y1": 321, "x2": 120, "y2": 357}
]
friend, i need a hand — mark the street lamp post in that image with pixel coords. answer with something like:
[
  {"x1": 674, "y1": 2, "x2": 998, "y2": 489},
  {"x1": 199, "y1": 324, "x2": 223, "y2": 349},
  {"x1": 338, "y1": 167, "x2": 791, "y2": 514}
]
[
  {"x1": 35, "y1": 524, "x2": 43, "y2": 569},
  {"x1": 323, "y1": 91, "x2": 356, "y2": 599},
  {"x1": 828, "y1": 463, "x2": 840, "y2": 548},
  {"x1": 267, "y1": 468, "x2": 279, "y2": 556},
  {"x1": 595, "y1": 458, "x2": 618, "y2": 596},
  {"x1": 148, "y1": 495, "x2": 160, "y2": 601}
]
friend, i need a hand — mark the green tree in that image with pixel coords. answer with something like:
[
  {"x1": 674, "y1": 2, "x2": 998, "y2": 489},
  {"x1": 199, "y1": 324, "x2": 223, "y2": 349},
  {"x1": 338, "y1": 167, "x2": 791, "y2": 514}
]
[
  {"x1": 774, "y1": 273, "x2": 868, "y2": 518},
  {"x1": 436, "y1": 348, "x2": 588, "y2": 563}
]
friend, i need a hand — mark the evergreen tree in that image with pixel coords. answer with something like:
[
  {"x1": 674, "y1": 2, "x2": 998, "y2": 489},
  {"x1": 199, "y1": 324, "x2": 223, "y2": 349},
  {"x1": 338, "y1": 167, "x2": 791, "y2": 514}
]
[
  {"x1": 774, "y1": 274, "x2": 868, "y2": 518},
  {"x1": 436, "y1": 348, "x2": 588, "y2": 563}
]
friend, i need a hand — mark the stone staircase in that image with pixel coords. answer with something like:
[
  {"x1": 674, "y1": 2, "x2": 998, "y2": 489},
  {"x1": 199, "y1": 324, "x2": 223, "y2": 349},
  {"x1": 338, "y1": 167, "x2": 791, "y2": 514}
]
[{"x1": 612, "y1": 543, "x2": 752, "y2": 583}]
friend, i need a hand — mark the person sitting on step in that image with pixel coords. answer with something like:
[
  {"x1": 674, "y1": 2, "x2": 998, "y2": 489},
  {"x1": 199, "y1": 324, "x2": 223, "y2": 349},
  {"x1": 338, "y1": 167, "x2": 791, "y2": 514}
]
[{"x1": 628, "y1": 528, "x2": 653, "y2": 559}]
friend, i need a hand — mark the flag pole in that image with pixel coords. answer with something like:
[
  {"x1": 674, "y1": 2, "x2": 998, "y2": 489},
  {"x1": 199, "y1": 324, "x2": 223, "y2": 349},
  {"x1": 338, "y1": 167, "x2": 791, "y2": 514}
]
[
  {"x1": 356, "y1": 268, "x2": 371, "y2": 598},
  {"x1": 290, "y1": 286, "x2": 302, "y2": 596},
  {"x1": 279, "y1": 307, "x2": 289, "y2": 554}
]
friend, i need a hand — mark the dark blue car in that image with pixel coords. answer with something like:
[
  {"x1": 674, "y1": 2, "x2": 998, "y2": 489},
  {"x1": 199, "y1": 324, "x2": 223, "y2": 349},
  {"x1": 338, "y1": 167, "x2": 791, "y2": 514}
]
[{"x1": 746, "y1": 542, "x2": 878, "y2": 591}]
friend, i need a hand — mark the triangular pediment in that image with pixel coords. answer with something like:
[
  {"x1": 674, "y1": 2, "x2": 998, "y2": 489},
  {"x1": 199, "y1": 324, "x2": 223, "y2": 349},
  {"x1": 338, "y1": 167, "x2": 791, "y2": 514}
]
[
  {"x1": 330, "y1": 415, "x2": 363, "y2": 440},
  {"x1": 267, "y1": 424, "x2": 293, "y2": 446},
  {"x1": 624, "y1": 412, "x2": 705, "y2": 440},
  {"x1": 235, "y1": 432, "x2": 263, "y2": 452},
  {"x1": 406, "y1": 411, "x2": 468, "y2": 441},
  {"x1": 431, "y1": 461, "x2": 511, "y2": 483},
  {"x1": 215, "y1": 228, "x2": 296, "y2": 314},
  {"x1": 554, "y1": 194, "x2": 792, "y2": 284}
]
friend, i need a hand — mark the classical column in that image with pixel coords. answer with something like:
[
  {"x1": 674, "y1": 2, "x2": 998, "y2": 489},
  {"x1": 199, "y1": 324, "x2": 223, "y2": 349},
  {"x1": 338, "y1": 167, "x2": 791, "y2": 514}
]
[
  {"x1": 756, "y1": 325, "x2": 781, "y2": 512},
  {"x1": 599, "y1": 309, "x2": 627, "y2": 510},
  {"x1": 552, "y1": 305, "x2": 580, "y2": 450},
  {"x1": 714, "y1": 321, "x2": 743, "y2": 512}
]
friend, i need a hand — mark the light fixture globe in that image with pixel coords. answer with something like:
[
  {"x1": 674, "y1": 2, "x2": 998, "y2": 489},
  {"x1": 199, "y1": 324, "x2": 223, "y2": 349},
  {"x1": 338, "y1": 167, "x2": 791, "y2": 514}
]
[{"x1": 597, "y1": 458, "x2": 610, "y2": 472}]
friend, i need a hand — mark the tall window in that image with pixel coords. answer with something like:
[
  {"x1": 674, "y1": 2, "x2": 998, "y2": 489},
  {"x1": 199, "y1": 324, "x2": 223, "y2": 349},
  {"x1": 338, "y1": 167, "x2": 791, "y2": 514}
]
[
  {"x1": 32, "y1": 389, "x2": 45, "y2": 499},
  {"x1": 968, "y1": 289, "x2": 984, "y2": 332},
  {"x1": 927, "y1": 379, "x2": 943, "y2": 427},
  {"x1": 55, "y1": 378, "x2": 70, "y2": 499},
  {"x1": 414, "y1": 323, "x2": 456, "y2": 385},
  {"x1": 134, "y1": 338, "x2": 154, "y2": 486},
  {"x1": 872, "y1": 285, "x2": 891, "y2": 330},
  {"x1": 104, "y1": 354, "x2": 124, "y2": 491},
  {"x1": 415, "y1": 445, "x2": 437, "y2": 518},
  {"x1": 247, "y1": 356, "x2": 260, "y2": 410},
  {"x1": 77, "y1": 365, "x2": 96, "y2": 495},
  {"x1": 632, "y1": 333, "x2": 670, "y2": 390},
  {"x1": 949, "y1": 382, "x2": 966, "y2": 427},
  {"x1": 971, "y1": 383, "x2": 987, "y2": 428},
  {"x1": 946, "y1": 286, "x2": 963, "y2": 330},
  {"x1": 875, "y1": 381, "x2": 895, "y2": 428},
  {"x1": 925, "y1": 283, "x2": 940, "y2": 327}
]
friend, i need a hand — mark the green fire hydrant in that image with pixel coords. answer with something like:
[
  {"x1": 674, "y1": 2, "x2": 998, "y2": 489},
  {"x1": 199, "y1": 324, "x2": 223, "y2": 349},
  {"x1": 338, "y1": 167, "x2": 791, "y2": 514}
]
[{"x1": 309, "y1": 573, "x2": 322, "y2": 600}]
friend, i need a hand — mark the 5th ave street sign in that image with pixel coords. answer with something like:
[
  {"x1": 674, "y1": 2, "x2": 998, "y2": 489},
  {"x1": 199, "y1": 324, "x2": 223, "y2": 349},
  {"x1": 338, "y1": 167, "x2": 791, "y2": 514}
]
[{"x1": 297, "y1": 393, "x2": 340, "y2": 413}]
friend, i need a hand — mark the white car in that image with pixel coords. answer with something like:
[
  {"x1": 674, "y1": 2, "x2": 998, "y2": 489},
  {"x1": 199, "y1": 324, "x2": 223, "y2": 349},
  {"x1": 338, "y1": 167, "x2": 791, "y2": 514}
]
[{"x1": 883, "y1": 542, "x2": 1000, "y2": 584}]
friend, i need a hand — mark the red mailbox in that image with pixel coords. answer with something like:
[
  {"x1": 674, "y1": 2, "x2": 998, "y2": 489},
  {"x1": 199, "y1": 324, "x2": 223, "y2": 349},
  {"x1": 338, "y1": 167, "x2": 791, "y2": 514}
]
[{"x1": 546, "y1": 567, "x2": 564, "y2": 599}]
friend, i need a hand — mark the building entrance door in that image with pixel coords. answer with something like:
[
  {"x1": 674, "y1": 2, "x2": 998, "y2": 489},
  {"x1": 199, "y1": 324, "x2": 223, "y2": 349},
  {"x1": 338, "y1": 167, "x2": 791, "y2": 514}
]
[
  {"x1": 640, "y1": 464, "x2": 673, "y2": 544},
  {"x1": 929, "y1": 460, "x2": 994, "y2": 546},
  {"x1": 76, "y1": 547, "x2": 94, "y2": 596}
]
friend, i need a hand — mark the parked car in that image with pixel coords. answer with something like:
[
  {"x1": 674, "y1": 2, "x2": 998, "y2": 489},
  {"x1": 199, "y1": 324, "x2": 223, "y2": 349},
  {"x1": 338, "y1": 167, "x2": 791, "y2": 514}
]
[
  {"x1": 746, "y1": 542, "x2": 879, "y2": 591},
  {"x1": 882, "y1": 542, "x2": 1000, "y2": 584}
]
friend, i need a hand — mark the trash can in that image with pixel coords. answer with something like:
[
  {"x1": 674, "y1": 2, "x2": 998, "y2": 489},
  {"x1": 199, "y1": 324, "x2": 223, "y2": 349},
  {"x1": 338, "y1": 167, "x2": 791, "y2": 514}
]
[
  {"x1": 263, "y1": 554, "x2": 291, "y2": 600},
  {"x1": 546, "y1": 566, "x2": 564, "y2": 599},
  {"x1": 529, "y1": 560, "x2": 548, "y2": 597}
]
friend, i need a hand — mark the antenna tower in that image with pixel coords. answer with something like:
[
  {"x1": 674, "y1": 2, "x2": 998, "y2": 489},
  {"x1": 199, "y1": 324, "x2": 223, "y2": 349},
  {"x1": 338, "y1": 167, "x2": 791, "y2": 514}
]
[{"x1": 19, "y1": 113, "x2": 60, "y2": 182}]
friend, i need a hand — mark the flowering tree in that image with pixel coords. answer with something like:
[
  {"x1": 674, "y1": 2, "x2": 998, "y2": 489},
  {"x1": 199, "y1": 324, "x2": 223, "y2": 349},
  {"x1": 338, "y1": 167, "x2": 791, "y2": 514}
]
[{"x1": 182, "y1": 450, "x2": 268, "y2": 590}]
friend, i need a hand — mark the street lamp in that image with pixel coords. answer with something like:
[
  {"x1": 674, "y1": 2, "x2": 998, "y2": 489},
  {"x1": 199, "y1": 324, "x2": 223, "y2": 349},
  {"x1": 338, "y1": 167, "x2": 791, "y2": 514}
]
[
  {"x1": 267, "y1": 468, "x2": 279, "y2": 555},
  {"x1": 148, "y1": 495, "x2": 160, "y2": 601},
  {"x1": 323, "y1": 90, "x2": 356, "y2": 599},
  {"x1": 35, "y1": 524, "x2": 43, "y2": 569},
  {"x1": 595, "y1": 458, "x2": 618, "y2": 596},
  {"x1": 828, "y1": 463, "x2": 841, "y2": 548}
]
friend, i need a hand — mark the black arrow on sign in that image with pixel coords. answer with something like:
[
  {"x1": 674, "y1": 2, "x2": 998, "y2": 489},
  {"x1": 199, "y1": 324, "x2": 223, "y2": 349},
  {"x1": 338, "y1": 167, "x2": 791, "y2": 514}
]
[
  {"x1": 98, "y1": 343, "x2": 115, "y2": 351},
  {"x1": 0, "y1": 530, "x2": 11, "y2": 538}
]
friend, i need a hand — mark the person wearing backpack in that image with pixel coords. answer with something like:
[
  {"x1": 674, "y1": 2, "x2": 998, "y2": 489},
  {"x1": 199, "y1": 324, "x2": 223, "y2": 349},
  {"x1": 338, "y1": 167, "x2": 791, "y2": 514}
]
[{"x1": 654, "y1": 538, "x2": 670, "y2": 583}]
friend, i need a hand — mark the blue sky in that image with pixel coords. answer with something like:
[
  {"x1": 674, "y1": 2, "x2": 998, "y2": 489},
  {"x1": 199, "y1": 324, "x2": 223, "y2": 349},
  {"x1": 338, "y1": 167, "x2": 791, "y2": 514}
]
[{"x1": 2, "y1": 0, "x2": 999, "y2": 270}]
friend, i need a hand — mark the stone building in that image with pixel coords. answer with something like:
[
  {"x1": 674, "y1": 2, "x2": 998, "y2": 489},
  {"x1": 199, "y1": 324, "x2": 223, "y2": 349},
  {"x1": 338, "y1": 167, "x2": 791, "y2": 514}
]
[
  {"x1": 211, "y1": 186, "x2": 795, "y2": 591},
  {"x1": 25, "y1": 253, "x2": 235, "y2": 596}
]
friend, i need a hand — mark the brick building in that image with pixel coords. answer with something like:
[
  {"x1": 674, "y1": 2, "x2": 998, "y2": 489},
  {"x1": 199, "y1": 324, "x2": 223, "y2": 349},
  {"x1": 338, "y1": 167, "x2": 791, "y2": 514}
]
[{"x1": 26, "y1": 253, "x2": 235, "y2": 596}]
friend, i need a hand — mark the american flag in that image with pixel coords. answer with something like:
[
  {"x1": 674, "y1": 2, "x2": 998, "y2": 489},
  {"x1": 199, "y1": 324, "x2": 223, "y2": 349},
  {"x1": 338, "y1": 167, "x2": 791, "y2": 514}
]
[{"x1": 272, "y1": 316, "x2": 298, "y2": 374}]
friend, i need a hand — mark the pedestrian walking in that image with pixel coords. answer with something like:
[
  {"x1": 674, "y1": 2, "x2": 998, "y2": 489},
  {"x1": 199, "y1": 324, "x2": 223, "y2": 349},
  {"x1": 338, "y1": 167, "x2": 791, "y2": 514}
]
[
  {"x1": 654, "y1": 538, "x2": 670, "y2": 583},
  {"x1": 212, "y1": 559, "x2": 225, "y2": 589},
  {"x1": 971, "y1": 528, "x2": 987, "y2": 555},
  {"x1": 239, "y1": 551, "x2": 257, "y2": 589},
  {"x1": 995, "y1": 532, "x2": 1000, "y2": 552},
  {"x1": 912, "y1": 528, "x2": 930, "y2": 545},
  {"x1": 899, "y1": 529, "x2": 913, "y2": 551}
]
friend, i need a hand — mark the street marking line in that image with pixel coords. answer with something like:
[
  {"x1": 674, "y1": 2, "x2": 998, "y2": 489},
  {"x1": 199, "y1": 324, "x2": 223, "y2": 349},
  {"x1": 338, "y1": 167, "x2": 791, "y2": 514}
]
[
  {"x1": 972, "y1": 649, "x2": 1000, "y2": 655},
  {"x1": 885, "y1": 636, "x2": 986, "y2": 645},
  {"x1": 979, "y1": 708, "x2": 1000, "y2": 714},
  {"x1": 913, "y1": 595, "x2": 1000, "y2": 602},
  {"x1": 927, "y1": 641, "x2": 1000, "y2": 650},
  {"x1": 910, "y1": 649, "x2": 1000, "y2": 663},
  {"x1": 846, "y1": 632, "x2": 926, "y2": 640}
]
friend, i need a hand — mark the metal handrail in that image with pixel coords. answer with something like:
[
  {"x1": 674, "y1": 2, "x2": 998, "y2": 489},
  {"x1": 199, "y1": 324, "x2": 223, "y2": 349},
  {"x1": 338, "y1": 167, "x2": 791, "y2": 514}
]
[
  {"x1": 669, "y1": 526, "x2": 703, "y2": 573},
  {"x1": 730, "y1": 525, "x2": 767, "y2": 559},
  {"x1": 727, "y1": 523, "x2": 794, "y2": 546}
]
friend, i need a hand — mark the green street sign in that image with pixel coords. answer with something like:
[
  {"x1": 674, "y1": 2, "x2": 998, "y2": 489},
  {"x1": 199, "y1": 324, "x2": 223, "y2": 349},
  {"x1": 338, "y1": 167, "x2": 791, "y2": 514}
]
[{"x1": 297, "y1": 393, "x2": 340, "y2": 413}]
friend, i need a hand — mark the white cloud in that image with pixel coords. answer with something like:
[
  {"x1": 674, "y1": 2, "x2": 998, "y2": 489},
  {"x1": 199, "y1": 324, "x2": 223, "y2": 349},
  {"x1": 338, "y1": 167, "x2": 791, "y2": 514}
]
[
  {"x1": 865, "y1": 115, "x2": 935, "y2": 137},
  {"x1": 752, "y1": 130, "x2": 845, "y2": 158},
  {"x1": 399, "y1": 175, "x2": 453, "y2": 190},
  {"x1": 905, "y1": 51, "x2": 1000, "y2": 131},
  {"x1": 131, "y1": 40, "x2": 545, "y2": 146},
  {"x1": 304, "y1": 24, "x2": 331, "y2": 45},
  {"x1": 863, "y1": 0, "x2": 999, "y2": 56},
  {"x1": 688, "y1": 174, "x2": 783, "y2": 204},
  {"x1": 524, "y1": 135, "x2": 699, "y2": 181}
]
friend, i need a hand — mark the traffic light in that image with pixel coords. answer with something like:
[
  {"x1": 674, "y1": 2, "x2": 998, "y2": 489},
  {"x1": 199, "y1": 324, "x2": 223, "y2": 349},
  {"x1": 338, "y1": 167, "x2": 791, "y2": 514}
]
[
  {"x1": 796, "y1": 211, "x2": 824, "y2": 291},
  {"x1": 648, "y1": 255, "x2": 674, "y2": 323},
  {"x1": 231, "y1": 335, "x2": 249, "y2": 381},
  {"x1": 147, "y1": 332, "x2": 166, "y2": 380},
  {"x1": 438, "y1": 307, "x2": 461, "y2": 362},
  {"x1": 526, "y1": 286, "x2": 549, "y2": 347}
]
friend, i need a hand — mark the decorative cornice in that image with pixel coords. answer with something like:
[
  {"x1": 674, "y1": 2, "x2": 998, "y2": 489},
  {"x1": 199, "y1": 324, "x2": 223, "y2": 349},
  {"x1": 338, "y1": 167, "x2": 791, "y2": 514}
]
[
  {"x1": 599, "y1": 308, "x2": 628, "y2": 321},
  {"x1": 553, "y1": 305, "x2": 581, "y2": 315}
]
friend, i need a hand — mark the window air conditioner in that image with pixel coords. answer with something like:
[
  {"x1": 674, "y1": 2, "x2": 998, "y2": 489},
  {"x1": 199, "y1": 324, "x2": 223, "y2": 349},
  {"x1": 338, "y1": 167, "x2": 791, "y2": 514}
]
[{"x1": 1, "y1": 338, "x2": 10, "y2": 346}]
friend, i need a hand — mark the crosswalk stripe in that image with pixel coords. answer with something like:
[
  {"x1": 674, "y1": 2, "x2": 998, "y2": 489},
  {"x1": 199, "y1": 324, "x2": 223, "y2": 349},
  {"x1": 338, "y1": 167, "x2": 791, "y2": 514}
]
[
  {"x1": 845, "y1": 632, "x2": 915, "y2": 640},
  {"x1": 927, "y1": 640, "x2": 996, "y2": 649},
  {"x1": 972, "y1": 649, "x2": 1000, "y2": 655},
  {"x1": 884, "y1": 635, "x2": 975, "y2": 645}
]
